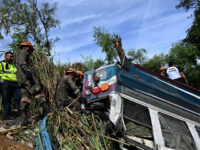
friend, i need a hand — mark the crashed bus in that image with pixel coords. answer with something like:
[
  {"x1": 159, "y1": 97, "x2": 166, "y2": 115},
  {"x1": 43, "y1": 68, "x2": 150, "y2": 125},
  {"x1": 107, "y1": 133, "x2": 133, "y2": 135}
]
[{"x1": 81, "y1": 35, "x2": 200, "y2": 150}]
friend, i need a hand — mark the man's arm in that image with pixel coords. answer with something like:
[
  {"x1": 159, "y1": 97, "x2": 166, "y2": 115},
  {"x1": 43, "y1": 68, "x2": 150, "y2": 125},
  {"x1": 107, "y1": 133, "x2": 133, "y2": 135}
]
[
  {"x1": 180, "y1": 72, "x2": 188, "y2": 85},
  {"x1": 18, "y1": 49, "x2": 29, "y2": 72},
  {"x1": 0, "y1": 62, "x2": 3, "y2": 83},
  {"x1": 66, "y1": 76, "x2": 81, "y2": 97}
]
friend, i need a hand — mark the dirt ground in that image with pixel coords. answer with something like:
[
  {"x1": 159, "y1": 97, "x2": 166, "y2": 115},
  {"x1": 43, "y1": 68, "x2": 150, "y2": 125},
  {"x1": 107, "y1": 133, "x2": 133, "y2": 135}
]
[
  {"x1": 0, "y1": 111, "x2": 33, "y2": 150},
  {"x1": 0, "y1": 134, "x2": 33, "y2": 150}
]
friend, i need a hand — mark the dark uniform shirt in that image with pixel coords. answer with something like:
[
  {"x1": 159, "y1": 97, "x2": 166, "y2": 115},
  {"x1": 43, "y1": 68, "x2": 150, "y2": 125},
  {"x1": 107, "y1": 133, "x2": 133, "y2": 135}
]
[
  {"x1": 55, "y1": 75, "x2": 80, "y2": 109},
  {"x1": 16, "y1": 48, "x2": 39, "y2": 86}
]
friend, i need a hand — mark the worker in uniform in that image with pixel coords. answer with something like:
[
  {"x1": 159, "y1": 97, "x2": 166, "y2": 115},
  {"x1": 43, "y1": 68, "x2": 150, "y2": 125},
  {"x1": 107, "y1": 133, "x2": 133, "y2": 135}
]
[
  {"x1": 16, "y1": 42, "x2": 50, "y2": 126},
  {"x1": 0, "y1": 52, "x2": 21, "y2": 120},
  {"x1": 55, "y1": 68, "x2": 81, "y2": 111},
  {"x1": 75, "y1": 70, "x2": 83, "y2": 91}
]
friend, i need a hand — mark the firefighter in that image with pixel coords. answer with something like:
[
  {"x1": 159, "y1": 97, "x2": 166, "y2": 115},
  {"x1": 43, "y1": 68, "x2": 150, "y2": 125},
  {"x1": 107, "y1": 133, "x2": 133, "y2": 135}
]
[
  {"x1": 0, "y1": 52, "x2": 21, "y2": 120},
  {"x1": 55, "y1": 68, "x2": 81, "y2": 111},
  {"x1": 16, "y1": 42, "x2": 50, "y2": 126},
  {"x1": 75, "y1": 70, "x2": 83, "y2": 91}
]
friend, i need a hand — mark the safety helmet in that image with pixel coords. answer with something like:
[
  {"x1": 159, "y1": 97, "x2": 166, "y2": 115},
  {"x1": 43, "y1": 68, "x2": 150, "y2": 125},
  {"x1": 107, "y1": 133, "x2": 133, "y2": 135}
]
[
  {"x1": 65, "y1": 68, "x2": 76, "y2": 75},
  {"x1": 160, "y1": 66, "x2": 166, "y2": 71},
  {"x1": 19, "y1": 41, "x2": 34, "y2": 50},
  {"x1": 76, "y1": 70, "x2": 83, "y2": 79},
  {"x1": 76, "y1": 70, "x2": 83, "y2": 76}
]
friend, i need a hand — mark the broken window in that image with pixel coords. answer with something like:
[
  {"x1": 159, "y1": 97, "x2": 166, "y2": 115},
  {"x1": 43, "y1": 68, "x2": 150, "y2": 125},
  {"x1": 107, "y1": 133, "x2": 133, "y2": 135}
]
[
  {"x1": 123, "y1": 99, "x2": 154, "y2": 148},
  {"x1": 158, "y1": 113, "x2": 197, "y2": 150}
]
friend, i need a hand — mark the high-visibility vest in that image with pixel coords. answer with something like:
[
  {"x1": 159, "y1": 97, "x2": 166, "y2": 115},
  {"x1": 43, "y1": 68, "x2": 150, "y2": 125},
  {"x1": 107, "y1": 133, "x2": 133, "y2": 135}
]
[{"x1": 0, "y1": 61, "x2": 17, "y2": 82}]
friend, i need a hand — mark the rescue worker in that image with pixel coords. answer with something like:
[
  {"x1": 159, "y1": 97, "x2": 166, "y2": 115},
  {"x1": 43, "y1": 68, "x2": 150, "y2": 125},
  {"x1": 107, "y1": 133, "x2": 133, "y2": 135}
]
[
  {"x1": 75, "y1": 70, "x2": 83, "y2": 91},
  {"x1": 55, "y1": 68, "x2": 81, "y2": 111},
  {"x1": 0, "y1": 52, "x2": 21, "y2": 120},
  {"x1": 16, "y1": 42, "x2": 50, "y2": 126},
  {"x1": 167, "y1": 61, "x2": 188, "y2": 84}
]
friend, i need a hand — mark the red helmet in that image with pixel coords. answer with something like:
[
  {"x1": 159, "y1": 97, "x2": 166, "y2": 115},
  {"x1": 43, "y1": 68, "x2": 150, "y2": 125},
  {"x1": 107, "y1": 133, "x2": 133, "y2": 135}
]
[{"x1": 19, "y1": 42, "x2": 34, "y2": 50}]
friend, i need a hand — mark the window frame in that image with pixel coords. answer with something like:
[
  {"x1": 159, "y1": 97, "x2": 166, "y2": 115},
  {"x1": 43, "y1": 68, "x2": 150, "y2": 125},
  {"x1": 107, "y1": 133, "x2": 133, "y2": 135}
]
[{"x1": 121, "y1": 93, "x2": 200, "y2": 150}]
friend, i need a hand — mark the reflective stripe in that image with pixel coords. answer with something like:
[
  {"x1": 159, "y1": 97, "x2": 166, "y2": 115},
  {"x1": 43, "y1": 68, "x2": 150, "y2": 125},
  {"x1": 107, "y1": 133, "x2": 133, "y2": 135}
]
[
  {"x1": 21, "y1": 97, "x2": 32, "y2": 103},
  {"x1": 35, "y1": 93, "x2": 44, "y2": 99},
  {"x1": 1, "y1": 62, "x2": 4, "y2": 72},
  {"x1": 1, "y1": 72, "x2": 16, "y2": 74}
]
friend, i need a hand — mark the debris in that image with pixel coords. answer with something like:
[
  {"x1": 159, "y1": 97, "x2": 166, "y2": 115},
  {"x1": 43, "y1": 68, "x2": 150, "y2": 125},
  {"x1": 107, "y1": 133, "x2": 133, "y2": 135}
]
[{"x1": 10, "y1": 110, "x2": 113, "y2": 149}]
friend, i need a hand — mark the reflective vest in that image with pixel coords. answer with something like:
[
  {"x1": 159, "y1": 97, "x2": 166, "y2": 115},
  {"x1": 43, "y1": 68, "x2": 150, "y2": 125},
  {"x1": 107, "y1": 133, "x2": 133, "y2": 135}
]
[{"x1": 0, "y1": 61, "x2": 17, "y2": 82}]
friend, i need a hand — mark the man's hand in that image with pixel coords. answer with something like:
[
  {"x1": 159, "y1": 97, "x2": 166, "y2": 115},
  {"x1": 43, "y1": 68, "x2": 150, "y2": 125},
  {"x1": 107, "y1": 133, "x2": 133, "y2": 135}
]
[{"x1": 185, "y1": 80, "x2": 188, "y2": 85}]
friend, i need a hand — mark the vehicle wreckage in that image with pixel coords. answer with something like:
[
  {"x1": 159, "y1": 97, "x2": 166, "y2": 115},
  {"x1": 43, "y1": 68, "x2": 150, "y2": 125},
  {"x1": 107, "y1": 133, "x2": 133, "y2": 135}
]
[{"x1": 81, "y1": 35, "x2": 200, "y2": 150}]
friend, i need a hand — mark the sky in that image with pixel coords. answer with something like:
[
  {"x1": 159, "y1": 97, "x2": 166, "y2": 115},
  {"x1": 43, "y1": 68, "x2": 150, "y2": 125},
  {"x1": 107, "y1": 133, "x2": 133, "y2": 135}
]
[{"x1": 1, "y1": 0, "x2": 194, "y2": 64}]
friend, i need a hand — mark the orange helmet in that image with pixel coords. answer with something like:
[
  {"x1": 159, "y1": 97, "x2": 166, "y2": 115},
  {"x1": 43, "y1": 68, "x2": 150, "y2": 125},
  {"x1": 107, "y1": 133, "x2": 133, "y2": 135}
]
[
  {"x1": 19, "y1": 42, "x2": 34, "y2": 50},
  {"x1": 76, "y1": 70, "x2": 83, "y2": 79},
  {"x1": 76, "y1": 70, "x2": 83, "y2": 75},
  {"x1": 65, "y1": 68, "x2": 76, "y2": 75}
]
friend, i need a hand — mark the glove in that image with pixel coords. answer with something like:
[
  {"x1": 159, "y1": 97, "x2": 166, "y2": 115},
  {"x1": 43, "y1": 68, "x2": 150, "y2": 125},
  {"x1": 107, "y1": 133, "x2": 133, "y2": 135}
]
[{"x1": 25, "y1": 70, "x2": 32, "y2": 79}]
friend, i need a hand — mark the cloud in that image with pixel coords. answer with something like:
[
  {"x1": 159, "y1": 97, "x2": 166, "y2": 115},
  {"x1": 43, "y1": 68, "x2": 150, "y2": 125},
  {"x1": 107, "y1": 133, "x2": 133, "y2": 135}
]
[
  {"x1": 61, "y1": 14, "x2": 102, "y2": 28},
  {"x1": 45, "y1": 0, "x2": 194, "y2": 63}
]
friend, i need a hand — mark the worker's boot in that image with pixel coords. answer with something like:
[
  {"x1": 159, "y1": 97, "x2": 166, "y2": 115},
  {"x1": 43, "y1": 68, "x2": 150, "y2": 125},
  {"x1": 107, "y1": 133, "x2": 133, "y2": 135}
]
[
  {"x1": 38, "y1": 96, "x2": 51, "y2": 118},
  {"x1": 41, "y1": 102, "x2": 51, "y2": 117},
  {"x1": 20, "y1": 110, "x2": 30, "y2": 126}
]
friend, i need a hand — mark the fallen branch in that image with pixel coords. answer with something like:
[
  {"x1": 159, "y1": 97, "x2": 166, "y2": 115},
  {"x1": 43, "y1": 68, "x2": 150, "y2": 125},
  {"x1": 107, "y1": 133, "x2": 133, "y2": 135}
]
[
  {"x1": 64, "y1": 95, "x2": 81, "y2": 114},
  {"x1": 0, "y1": 125, "x2": 34, "y2": 134}
]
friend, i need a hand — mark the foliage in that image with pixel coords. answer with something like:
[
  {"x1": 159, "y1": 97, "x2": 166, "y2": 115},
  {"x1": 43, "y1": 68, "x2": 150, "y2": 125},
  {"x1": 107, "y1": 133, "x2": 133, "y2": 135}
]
[
  {"x1": 127, "y1": 48, "x2": 147, "y2": 65},
  {"x1": 176, "y1": 0, "x2": 200, "y2": 10},
  {"x1": 82, "y1": 55, "x2": 105, "y2": 71},
  {"x1": 183, "y1": 7, "x2": 200, "y2": 51},
  {"x1": 47, "y1": 111, "x2": 111, "y2": 149},
  {"x1": 143, "y1": 53, "x2": 167, "y2": 73},
  {"x1": 93, "y1": 27, "x2": 117, "y2": 64},
  {"x1": 167, "y1": 43, "x2": 200, "y2": 68},
  {"x1": 176, "y1": 0, "x2": 200, "y2": 51},
  {"x1": 0, "y1": 0, "x2": 60, "y2": 56}
]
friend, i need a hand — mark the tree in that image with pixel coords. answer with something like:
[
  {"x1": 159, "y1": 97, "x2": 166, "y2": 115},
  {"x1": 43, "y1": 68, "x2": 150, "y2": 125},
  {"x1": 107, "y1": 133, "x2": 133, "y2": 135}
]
[
  {"x1": 93, "y1": 27, "x2": 117, "y2": 64},
  {"x1": 0, "y1": 0, "x2": 60, "y2": 56},
  {"x1": 127, "y1": 48, "x2": 147, "y2": 65},
  {"x1": 176, "y1": 0, "x2": 200, "y2": 10},
  {"x1": 143, "y1": 53, "x2": 167, "y2": 73},
  {"x1": 82, "y1": 55, "x2": 104, "y2": 71},
  {"x1": 176, "y1": 0, "x2": 200, "y2": 51},
  {"x1": 167, "y1": 43, "x2": 200, "y2": 68},
  {"x1": 184, "y1": 7, "x2": 200, "y2": 51}
]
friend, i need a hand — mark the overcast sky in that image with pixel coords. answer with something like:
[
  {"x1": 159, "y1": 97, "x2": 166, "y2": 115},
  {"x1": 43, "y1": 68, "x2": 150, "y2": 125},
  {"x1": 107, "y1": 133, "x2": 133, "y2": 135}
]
[{"x1": 3, "y1": 0, "x2": 194, "y2": 64}]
